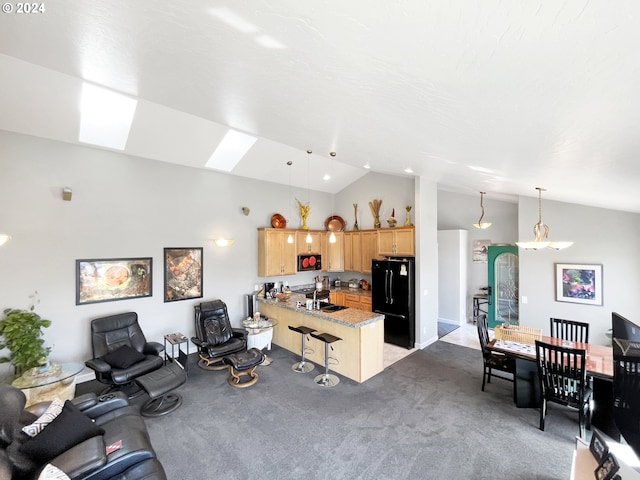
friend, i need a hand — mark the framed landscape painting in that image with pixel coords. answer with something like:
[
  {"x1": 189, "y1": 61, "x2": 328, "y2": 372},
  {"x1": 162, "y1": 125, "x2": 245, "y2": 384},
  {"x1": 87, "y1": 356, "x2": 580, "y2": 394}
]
[
  {"x1": 555, "y1": 263, "x2": 603, "y2": 306},
  {"x1": 76, "y1": 257, "x2": 152, "y2": 305},
  {"x1": 164, "y1": 247, "x2": 203, "y2": 302}
]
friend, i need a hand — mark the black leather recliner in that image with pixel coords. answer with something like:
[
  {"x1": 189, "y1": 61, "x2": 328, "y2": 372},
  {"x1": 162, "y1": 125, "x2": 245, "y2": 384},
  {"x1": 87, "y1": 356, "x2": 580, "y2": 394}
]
[
  {"x1": 192, "y1": 300, "x2": 247, "y2": 370},
  {"x1": 85, "y1": 313, "x2": 164, "y2": 394},
  {"x1": 0, "y1": 383, "x2": 167, "y2": 480}
]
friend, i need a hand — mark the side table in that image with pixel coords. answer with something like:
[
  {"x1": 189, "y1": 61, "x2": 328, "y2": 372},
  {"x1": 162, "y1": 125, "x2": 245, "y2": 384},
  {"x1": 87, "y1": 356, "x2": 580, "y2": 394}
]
[
  {"x1": 6, "y1": 362, "x2": 85, "y2": 407},
  {"x1": 164, "y1": 332, "x2": 189, "y2": 374}
]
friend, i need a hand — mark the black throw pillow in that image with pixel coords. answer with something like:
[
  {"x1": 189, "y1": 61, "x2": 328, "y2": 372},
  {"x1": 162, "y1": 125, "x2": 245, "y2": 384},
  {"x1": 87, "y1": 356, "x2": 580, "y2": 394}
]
[
  {"x1": 19, "y1": 400, "x2": 104, "y2": 463},
  {"x1": 101, "y1": 345, "x2": 146, "y2": 369}
]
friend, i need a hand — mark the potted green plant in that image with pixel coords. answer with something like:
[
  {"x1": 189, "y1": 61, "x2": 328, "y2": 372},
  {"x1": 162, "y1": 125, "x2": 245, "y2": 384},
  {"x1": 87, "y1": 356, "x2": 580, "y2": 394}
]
[{"x1": 0, "y1": 294, "x2": 51, "y2": 376}]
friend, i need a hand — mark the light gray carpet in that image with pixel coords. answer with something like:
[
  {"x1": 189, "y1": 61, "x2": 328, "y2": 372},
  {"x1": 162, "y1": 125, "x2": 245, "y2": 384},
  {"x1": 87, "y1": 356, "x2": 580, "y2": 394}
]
[{"x1": 119, "y1": 341, "x2": 582, "y2": 480}]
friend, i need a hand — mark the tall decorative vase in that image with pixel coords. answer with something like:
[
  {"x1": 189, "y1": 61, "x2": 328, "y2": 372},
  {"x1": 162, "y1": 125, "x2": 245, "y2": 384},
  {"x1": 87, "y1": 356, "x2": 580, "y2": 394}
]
[
  {"x1": 353, "y1": 203, "x2": 359, "y2": 231},
  {"x1": 404, "y1": 206, "x2": 413, "y2": 226}
]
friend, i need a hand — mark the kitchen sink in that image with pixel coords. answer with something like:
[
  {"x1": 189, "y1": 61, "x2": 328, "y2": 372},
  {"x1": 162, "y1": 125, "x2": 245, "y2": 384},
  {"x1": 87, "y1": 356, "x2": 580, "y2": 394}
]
[{"x1": 321, "y1": 304, "x2": 348, "y2": 313}]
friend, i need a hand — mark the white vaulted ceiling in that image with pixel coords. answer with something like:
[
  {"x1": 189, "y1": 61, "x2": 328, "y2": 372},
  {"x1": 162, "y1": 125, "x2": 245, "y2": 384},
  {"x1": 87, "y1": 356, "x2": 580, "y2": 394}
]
[{"x1": 1, "y1": 1, "x2": 639, "y2": 210}]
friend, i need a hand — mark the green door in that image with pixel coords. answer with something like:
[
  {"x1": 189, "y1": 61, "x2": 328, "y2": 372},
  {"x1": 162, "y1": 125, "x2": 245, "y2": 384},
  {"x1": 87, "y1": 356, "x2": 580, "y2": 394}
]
[{"x1": 487, "y1": 245, "x2": 519, "y2": 329}]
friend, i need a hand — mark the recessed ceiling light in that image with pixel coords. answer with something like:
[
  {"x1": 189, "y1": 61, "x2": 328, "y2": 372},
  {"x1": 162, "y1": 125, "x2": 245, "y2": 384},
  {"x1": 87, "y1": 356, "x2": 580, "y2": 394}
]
[
  {"x1": 363, "y1": 163, "x2": 371, "y2": 169},
  {"x1": 205, "y1": 129, "x2": 257, "y2": 172},
  {"x1": 323, "y1": 174, "x2": 331, "y2": 181},
  {"x1": 79, "y1": 83, "x2": 137, "y2": 150},
  {"x1": 404, "y1": 167, "x2": 414, "y2": 174}
]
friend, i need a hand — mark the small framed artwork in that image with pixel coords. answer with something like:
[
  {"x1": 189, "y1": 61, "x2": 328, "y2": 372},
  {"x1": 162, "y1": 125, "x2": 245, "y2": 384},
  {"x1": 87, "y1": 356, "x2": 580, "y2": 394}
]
[
  {"x1": 472, "y1": 240, "x2": 491, "y2": 263},
  {"x1": 589, "y1": 429, "x2": 609, "y2": 464},
  {"x1": 555, "y1": 263, "x2": 603, "y2": 306},
  {"x1": 164, "y1": 247, "x2": 203, "y2": 302},
  {"x1": 594, "y1": 451, "x2": 619, "y2": 480},
  {"x1": 76, "y1": 258, "x2": 152, "y2": 305}
]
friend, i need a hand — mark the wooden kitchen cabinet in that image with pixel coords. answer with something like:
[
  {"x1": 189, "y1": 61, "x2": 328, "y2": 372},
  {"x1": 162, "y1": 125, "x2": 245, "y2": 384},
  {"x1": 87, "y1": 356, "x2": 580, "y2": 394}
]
[
  {"x1": 360, "y1": 296, "x2": 372, "y2": 312},
  {"x1": 377, "y1": 226, "x2": 415, "y2": 256},
  {"x1": 258, "y1": 228, "x2": 297, "y2": 277},
  {"x1": 344, "y1": 293, "x2": 362, "y2": 310},
  {"x1": 343, "y1": 232, "x2": 362, "y2": 272},
  {"x1": 360, "y1": 230, "x2": 377, "y2": 274},
  {"x1": 324, "y1": 232, "x2": 344, "y2": 272},
  {"x1": 330, "y1": 291, "x2": 345, "y2": 306},
  {"x1": 296, "y1": 231, "x2": 322, "y2": 254}
]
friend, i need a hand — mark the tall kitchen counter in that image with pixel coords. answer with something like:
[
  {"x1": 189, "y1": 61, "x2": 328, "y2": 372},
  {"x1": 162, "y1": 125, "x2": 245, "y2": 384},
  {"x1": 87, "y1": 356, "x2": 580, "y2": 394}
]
[{"x1": 257, "y1": 295, "x2": 384, "y2": 383}]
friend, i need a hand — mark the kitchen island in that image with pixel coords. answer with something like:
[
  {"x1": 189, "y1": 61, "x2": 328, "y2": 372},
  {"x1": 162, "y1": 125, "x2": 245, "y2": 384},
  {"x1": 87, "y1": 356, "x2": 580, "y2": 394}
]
[{"x1": 257, "y1": 294, "x2": 384, "y2": 383}]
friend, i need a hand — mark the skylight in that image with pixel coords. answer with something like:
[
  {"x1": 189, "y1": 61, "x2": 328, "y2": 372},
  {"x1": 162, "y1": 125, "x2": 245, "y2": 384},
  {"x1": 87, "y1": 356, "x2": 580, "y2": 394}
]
[
  {"x1": 79, "y1": 83, "x2": 137, "y2": 150},
  {"x1": 205, "y1": 130, "x2": 258, "y2": 172}
]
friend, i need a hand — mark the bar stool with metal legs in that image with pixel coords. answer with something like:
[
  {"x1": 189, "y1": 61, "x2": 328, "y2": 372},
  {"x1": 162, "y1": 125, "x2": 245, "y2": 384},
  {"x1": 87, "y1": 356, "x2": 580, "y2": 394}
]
[
  {"x1": 288, "y1": 325, "x2": 316, "y2": 373},
  {"x1": 310, "y1": 331, "x2": 341, "y2": 387}
]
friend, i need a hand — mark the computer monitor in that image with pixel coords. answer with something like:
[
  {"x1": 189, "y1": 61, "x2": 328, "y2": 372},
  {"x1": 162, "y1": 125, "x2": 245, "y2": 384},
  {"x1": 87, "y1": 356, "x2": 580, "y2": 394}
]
[{"x1": 612, "y1": 312, "x2": 640, "y2": 357}]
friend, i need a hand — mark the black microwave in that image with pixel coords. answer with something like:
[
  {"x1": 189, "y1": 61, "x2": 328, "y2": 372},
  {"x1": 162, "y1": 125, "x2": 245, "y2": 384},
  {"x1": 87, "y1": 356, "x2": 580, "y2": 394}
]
[{"x1": 297, "y1": 254, "x2": 321, "y2": 271}]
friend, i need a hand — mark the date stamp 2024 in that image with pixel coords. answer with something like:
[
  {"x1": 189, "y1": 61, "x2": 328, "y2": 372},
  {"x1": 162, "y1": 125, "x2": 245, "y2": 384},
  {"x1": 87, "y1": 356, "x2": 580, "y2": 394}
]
[{"x1": 2, "y1": 2, "x2": 46, "y2": 14}]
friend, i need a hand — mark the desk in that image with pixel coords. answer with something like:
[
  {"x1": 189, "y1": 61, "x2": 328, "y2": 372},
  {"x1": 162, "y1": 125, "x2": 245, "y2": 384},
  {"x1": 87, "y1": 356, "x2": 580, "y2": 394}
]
[
  {"x1": 7, "y1": 362, "x2": 85, "y2": 407},
  {"x1": 488, "y1": 336, "x2": 617, "y2": 438}
]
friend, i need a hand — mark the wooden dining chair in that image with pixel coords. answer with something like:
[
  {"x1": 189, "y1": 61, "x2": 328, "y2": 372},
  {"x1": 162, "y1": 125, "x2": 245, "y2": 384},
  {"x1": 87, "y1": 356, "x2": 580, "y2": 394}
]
[
  {"x1": 535, "y1": 340, "x2": 592, "y2": 439},
  {"x1": 476, "y1": 314, "x2": 515, "y2": 393},
  {"x1": 549, "y1": 317, "x2": 589, "y2": 343}
]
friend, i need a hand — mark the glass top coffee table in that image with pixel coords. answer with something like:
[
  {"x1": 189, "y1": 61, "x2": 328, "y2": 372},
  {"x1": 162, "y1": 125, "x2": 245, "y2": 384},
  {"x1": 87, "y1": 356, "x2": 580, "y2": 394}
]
[{"x1": 6, "y1": 362, "x2": 85, "y2": 407}]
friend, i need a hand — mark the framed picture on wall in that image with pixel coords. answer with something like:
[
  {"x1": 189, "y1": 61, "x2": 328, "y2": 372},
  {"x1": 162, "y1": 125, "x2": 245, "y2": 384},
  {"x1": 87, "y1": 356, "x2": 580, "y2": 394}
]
[
  {"x1": 76, "y1": 257, "x2": 152, "y2": 305},
  {"x1": 164, "y1": 247, "x2": 203, "y2": 302},
  {"x1": 472, "y1": 240, "x2": 491, "y2": 263},
  {"x1": 555, "y1": 263, "x2": 603, "y2": 306}
]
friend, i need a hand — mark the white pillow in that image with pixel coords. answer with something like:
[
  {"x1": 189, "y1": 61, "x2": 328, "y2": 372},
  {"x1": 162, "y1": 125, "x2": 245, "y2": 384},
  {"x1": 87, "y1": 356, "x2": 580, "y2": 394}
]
[
  {"x1": 22, "y1": 397, "x2": 64, "y2": 437},
  {"x1": 38, "y1": 463, "x2": 70, "y2": 480}
]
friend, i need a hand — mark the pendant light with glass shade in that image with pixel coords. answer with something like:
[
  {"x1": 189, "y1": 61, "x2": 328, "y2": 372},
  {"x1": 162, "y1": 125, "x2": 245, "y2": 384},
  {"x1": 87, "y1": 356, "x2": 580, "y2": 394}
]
[
  {"x1": 515, "y1": 187, "x2": 573, "y2": 250},
  {"x1": 286, "y1": 160, "x2": 294, "y2": 244},
  {"x1": 472, "y1": 191, "x2": 492, "y2": 229},
  {"x1": 328, "y1": 151, "x2": 337, "y2": 243},
  {"x1": 305, "y1": 150, "x2": 312, "y2": 244}
]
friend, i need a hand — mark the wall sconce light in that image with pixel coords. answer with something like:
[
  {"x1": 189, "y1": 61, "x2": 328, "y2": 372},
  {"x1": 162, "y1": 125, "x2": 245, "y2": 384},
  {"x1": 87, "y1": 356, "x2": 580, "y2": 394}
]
[
  {"x1": 62, "y1": 187, "x2": 72, "y2": 201},
  {"x1": 214, "y1": 238, "x2": 235, "y2": 247},
  {"x1": 0, "y1": 233, "x2": 11, "y2": 246}
]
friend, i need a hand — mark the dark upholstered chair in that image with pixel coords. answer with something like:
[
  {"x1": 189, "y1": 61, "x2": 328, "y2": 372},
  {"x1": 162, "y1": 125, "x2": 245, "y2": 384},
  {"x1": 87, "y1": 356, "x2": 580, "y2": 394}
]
[
  {"x1": 549, "y1": 317, "x2": 590, "y2": 343},
  {"x1": 477, "y1": 314, "x2": 515, "y2": 393},
  {"x1": 612, "y1": 352, "x2": 640, "y2": 457},
  {"x1": 535, "y1": 340, "x2": 592, "y2": 439},
  {"x1": 85, "y1": 312, "x2": 164, "y2": 395},
  {"x1": 192, "y1": 300, "x2": 247, "y2": 370}
]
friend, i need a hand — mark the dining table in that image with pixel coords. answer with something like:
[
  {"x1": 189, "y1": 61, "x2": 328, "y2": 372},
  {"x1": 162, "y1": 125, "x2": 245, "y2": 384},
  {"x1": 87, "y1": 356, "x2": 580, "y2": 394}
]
[{"x1": 487, "y1": 335, "x2": 618, "y2": 439}]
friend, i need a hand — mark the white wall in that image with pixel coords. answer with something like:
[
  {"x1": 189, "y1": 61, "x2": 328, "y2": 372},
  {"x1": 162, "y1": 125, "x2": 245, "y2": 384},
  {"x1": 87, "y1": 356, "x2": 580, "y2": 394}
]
[
  {"x1": 437, "y1": 229, "x2": 468, "y2": 325},
  {"x1": 517, "y1": 195, "x2": 640, "y2": 345}
]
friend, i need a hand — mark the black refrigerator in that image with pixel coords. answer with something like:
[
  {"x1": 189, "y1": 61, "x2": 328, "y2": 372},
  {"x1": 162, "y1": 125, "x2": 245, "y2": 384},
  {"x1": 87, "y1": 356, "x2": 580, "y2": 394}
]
[{"x1": 372, "y1": 257, "x2": 415, "y2": 349}]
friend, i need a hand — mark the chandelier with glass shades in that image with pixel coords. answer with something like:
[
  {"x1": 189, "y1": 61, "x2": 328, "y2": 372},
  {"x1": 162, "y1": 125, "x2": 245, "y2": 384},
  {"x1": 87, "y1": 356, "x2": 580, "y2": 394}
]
[{"x1": 515, "y1": 187, "x2": 573, "y2": 250}]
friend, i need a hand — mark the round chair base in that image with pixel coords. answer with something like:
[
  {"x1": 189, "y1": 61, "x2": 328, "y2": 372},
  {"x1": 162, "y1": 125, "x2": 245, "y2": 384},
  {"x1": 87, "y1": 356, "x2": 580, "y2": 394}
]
[
  {"x1": 197, "y1": 356, "x2": 227, "y2": 371},
  {"x1": 314, "y1": 373, "x2": 340, "y2": 387},
  {"x1": 227, "y1": 366, "x2": 259, "y2": 388},
  {"x1": 292, "y1": 361, "x2": 315, "y2": 374},
  {"x1": 141, "y1": 393, "x2": 183, "y2": 417}
]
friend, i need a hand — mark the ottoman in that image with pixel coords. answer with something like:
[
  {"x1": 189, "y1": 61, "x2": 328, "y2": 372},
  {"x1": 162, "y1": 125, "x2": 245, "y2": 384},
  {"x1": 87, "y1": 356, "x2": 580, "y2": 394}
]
[
  {"x1": 223, "y1": 348, "x2": 266, "y2": 388},
  {"x1": 136, "y1": 362, "x2": 187, "y2": 417}
]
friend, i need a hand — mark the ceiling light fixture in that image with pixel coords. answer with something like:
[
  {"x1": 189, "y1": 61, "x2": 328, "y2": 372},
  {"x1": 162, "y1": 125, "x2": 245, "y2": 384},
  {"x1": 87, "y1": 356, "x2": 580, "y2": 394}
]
[
  {"x1": 306, "y1": 150, "x2": 312, "y2": 244},
  {"x1": 0, "y1": 233, "x2": 11, "y2": 246},
  {"x1": 473, "y1": 192, "x2": 492, "y2": 229},
  {"x1": 404, "y1": 167, "x2": 414, "y2": 174},
  {"x1": 287, "y1": 160, "x2": 294, "y2": 244},
  {"x1": 516, "y1": 187, "x2": 573, "y2": 250},
  {"x1": 328, "y1": 152, "x2": 337, "y2": 244}
]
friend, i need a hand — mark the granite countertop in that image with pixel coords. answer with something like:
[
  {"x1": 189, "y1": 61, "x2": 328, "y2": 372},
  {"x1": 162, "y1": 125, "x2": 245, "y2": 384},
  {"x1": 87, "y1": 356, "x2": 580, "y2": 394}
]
[
  {"x1": 257, "y1": 293, "x2": 382, "y2": 328},
  {"x1": 330, "y1": 287, "x2": 372, "y2": 298}
]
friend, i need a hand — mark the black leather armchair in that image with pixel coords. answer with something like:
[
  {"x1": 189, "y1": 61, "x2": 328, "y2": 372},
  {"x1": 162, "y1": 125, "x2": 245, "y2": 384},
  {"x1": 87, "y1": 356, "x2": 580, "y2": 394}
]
[
  {"x1": 192, "y1": 300, "x2": 247, "y2": 370},
  {"x1": 85, "y1": 312, "x2": 164, "y2": 394},
  {"x1": 0, "y1": 383, "x2": 167, "y2": 480}
]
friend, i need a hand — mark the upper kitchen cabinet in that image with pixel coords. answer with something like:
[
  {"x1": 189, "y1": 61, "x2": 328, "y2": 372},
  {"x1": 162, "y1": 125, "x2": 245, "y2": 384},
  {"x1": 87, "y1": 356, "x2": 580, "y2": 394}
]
[
  {"x1": 377, "y1": 226, "x2": 415, "y2": 256},
  {"x1": 258, "y1": 228, "x2": 297, "y2": 277},
  {"x1": 324, "y1": 232, "x2": 344, "y2": 272},
  {"x1": 360, "y1": 230, "x2": 378, "y2": 274},
  {"x1": 344, "y1": 232, "x2": 362, "y2": 272},
  {"x1": 296, "y1": 231, "x2": 322, "y2": 254}
]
